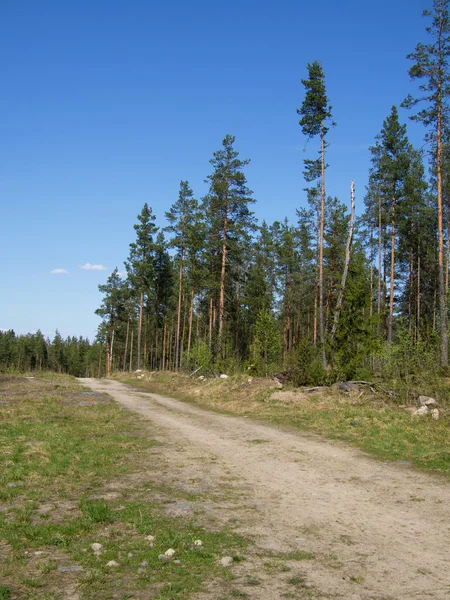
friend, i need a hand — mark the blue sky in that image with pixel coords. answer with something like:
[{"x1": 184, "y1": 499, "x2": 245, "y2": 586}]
[{"x1": 1, "y1": 0, "x2": 430, "y2": 340}]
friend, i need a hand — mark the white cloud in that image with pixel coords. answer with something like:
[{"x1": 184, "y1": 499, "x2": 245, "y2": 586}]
[
  {"x1": 80, "y1": 263, "x2": 107, "y2": 271},
  {"x1": 50, "y1": 268, "x2": 69, "y2": 274},
  {"x1": 118, "y1": 271, "x2": 127, "y2": 278}
]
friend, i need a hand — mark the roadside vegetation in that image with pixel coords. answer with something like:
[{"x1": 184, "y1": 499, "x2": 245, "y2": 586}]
[{"x1": 0, "y1": 374, "x2": 247, "y2": 600}]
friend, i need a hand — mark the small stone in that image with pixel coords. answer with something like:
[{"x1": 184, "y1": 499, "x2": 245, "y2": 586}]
[
  {"x1": 193, "y1": 539, "x2": 203, "y2": 547},
  {"x1": 140, "y1": 561, "x2": 148, "y2": 567},
  {"x1": 137, "y1": 567, "x2": 145, "y2": 574},
  {"x1": 135, "y1": 369, "x2": 143, "y2": 373},
  {"x1": 34, "y1": 551, "x2": 45, "y2": 556},
  {"x1": 418, "y1": 395, "x2": 438, "y2": 407},
  {"x1": 198, "y1": 375, "x2": 205, "y2": 380},
  {"x1": 413, "y1": 406, "x2": 429, "y2": 416},
  {"x1": 218, "y1": 556, "x2": 233, "y2": 567},
  {"x1": 220, "y1": 374, "x2": 229, "y2": 379},
  {"x1": 273, "y1": 377, "x2": 283, "y2": 389},
  {"x1": 158, "y1": 554, "x2": 171, "y2": 563},
  {"x1": 173, "y1": 559, "x2": 181, "y2": 564},
  {"x1": 431, "y1": 408, "x2": 440, "y2": 421},
  {"x1": 145, "y1": 535, "x2": 155, "y2": 543},
  {"x1": 91, "y1": 543, "x2": 103, "y2": 554},
  {"x1": 59, "y1": 565, "x2": 83, "y2": 572},
  {"x1": 106, "y1": 560, "x2": 119, "y2": 567},
  {"x1": 247, "y1": 377, "x2": 253, "y2": 383},
  {"x1": 164, "y1": 548, "x2": 175, "y2": 557},
  {"x1": 127, "y1": 552, "x2": 134, "y2": 558}
]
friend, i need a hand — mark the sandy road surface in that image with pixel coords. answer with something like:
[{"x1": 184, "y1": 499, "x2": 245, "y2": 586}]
[{"x1": 78, "y1": 378, "x2": 450, "y2": 600}]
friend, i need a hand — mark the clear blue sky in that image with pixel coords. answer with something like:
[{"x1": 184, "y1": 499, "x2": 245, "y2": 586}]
[{"x1": 1, "y1": 0, "x2": 429, "y2": 341}]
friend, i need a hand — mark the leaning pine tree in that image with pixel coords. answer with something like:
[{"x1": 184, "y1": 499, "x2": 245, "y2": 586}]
[
  {"x1": 297, "y1": 61, "x2": 334, "y2": 369},
  {"x1": 402, "y1": 0, "x2": 450, "y2": 367}
]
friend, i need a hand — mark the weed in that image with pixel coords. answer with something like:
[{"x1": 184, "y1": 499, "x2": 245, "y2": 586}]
[
  {"x1": 245, "y1": 578, "x2": 261, "y2": 585},
  {"x1": 79, "y1": 497, "x2": 115, "y2": 523},
  {"x1": 288, "y1": 575, "x2": 306, "y2": 585}
]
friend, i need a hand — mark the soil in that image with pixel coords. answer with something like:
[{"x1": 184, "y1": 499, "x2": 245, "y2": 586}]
[{"x1": 78, "y1": 378, "x2": 450, "y2": 600}]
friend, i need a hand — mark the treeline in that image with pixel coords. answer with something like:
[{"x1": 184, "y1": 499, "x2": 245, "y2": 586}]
[
  {"x1": 92, "y1": 1, "x2": 450, "y2": 384},
  {"x1": 0, "y1": 330, "x2": 102, "y2": 377},
  {"x1": 3, "y1": 1, "x2": 449, "y2": 385}
]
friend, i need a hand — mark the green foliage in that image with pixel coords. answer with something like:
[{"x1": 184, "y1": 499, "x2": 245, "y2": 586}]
[
  {"x1": 182, "y1": 340, "x2": 213, "y2": 375},
  {"x1": 249, "y1": 310, "x2": 281, "y2": 376},
  {"x1": 374, "y1": 326, "x2": 439, "y2": 390},
  {"x1": 285, "y1": 339, "x2": 326, "y2": 386},
  {"x1": 0, "y1": 329, "x2": 102, "y2": 376},
  {"x1": 297, "y1": 60, "x2": 333, "y2": 139}
]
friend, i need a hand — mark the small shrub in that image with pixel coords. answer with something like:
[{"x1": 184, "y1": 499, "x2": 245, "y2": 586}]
[{"x1": 182, "y1": 341, "x2": 213, "y2": 375}]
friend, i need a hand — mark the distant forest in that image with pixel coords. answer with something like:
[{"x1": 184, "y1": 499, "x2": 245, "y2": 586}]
[{"x1": 2, "y1": 1, "x2": 450, "y2": 385}]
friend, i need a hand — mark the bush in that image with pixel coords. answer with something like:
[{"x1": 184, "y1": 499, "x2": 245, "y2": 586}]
[
  {"x1": 285, "y1": 339, "x2": 326, "y2": 386},
  {"x1": 182, "y1": 340, "x2": 213, "y2": 375}
]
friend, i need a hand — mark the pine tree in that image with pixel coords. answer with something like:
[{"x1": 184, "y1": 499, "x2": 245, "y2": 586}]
[
  {"x1": 96, "y1": 268, "x2": 126, "y2": 376},
  {"x1": 403, "y1": 0, "x2": 450, "y2": 366},
  {"x1": 298, "y1": 61, "x2": 334, "y2": 369},
  {"x1": 372, "y1": 107, "x2": 410, "y2": 343},
  {"x1": 203, "y1": 134, "x2": 256, "y2": 356},
  {"x1": 165, "y1": 181, "x2": 199, "y2": 370},
  {"x1": 153, "y1": 232, "x2": 175, "y2": 369},
  {"x1": 125, "y1": 204, "x2": 159, "y2": 369}
]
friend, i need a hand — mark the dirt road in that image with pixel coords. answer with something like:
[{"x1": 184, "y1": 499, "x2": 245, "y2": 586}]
[{"x1": 79, "y1": 378, "x2": 450, "y2": 600}]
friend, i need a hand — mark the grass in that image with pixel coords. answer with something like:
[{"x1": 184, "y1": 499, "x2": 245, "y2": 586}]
[
  {"x1": 117, "y1": 371, "x2": 450, "y2": 477},
  {"x1": 0, "y1": 374, "x2": 247, "y2": 599}
]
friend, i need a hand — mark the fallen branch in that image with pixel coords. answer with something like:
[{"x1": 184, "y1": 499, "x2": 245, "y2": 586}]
[{"x1": 189, "y1": 365, "x2": 203, "y2": 378}]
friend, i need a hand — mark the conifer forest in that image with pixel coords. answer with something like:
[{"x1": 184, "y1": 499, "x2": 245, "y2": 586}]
[{"x1": 3, "y1": 0, "x2": 450, "y2": 387}]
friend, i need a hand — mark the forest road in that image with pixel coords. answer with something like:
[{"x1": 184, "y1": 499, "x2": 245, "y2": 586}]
[{"x1": 78, "y1": 378, "x2": 450, "y2": 600}]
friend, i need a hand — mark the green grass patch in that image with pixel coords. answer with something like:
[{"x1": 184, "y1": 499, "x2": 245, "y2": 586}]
[{"x1": 0, "y1": 374, "x2": 247, "y2": 599}]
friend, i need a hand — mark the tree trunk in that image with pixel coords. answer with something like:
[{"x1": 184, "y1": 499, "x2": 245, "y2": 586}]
[
  {"x1": 110, "y1": 329, "x2": 115, "y2": 374},
  {"x1": 187, "y1": 286, "x2": 194, "y2": 356},
  {"x1": 218, "y1": 223, "x2": 228, "y2": 355},
  {"x1": 123, "y1": 317, "x2": 130, "y2": 371},
  {"x1": 437, "y1": 94, "x2": 448, "y2": 366},
  {"x1": 330, "y1": 180, "x2": 355, "y2": 341},
  {"x1": 162, "y1": 321, "x2": 167, "y2": 371},
  {"x1": 417, "y1": 242, "x2": 421, "y2": 332},
  {"x1": 154, "y1": 318, "x2": 159, "y2": 370},
  {"x1": 143, "y1": 314, "x2": 148, "y2": 370},
  {"x1": 377, "y1": 191, "x2": 382, "y2": 335},
  {"x1": 137, "y1": 291, "x2": 143, "y2": 369},
  {"x1": 319, "y1": 128, "x2": 326, "y2": 369},
  {"x1": 208, "y1": 296, "x2": 213, "y2": 349},
  {"x1": 98, "y1": 345, "x2": 102, "y2": 378},
  {"x1": 129, "y1": 328, "x2": 134, "y2": 372},
  {"x1": 369, "y1": 229, "x2": 373, "y2": 319},
  {"x1": 388, "y1": 199, "x2": 395, "y2": 344},
  {"x1": 175, "y1": 258, "x2": 183, "y2": 370}
]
